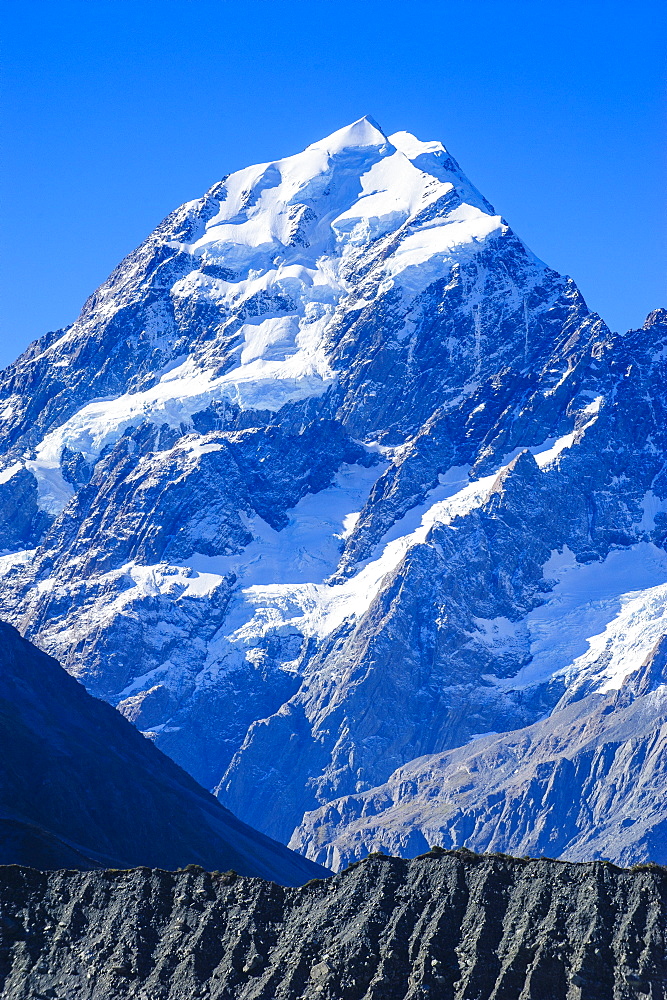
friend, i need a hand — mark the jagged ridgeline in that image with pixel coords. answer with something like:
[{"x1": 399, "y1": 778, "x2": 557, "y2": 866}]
[
  {"x1": 0, "y1": 852, "x2": 665, "y2": 999},
  {"x1": 0, "y1": 117, "x2": 666, "y2": 867}
]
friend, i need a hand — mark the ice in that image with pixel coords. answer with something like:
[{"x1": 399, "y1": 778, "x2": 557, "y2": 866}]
[
  {"x1": 330, "y1": 149, "x2": 452, "y2": 244},
  {"x1": 637, "y1": 490, "x2": 667, "y2": 530},
  {"x1": 533, "y1": 404, "x2": 600, "y2": 468},
  {"x1": 306, "y1": 116, "x2": 388, "y2": 153},
  {"x1": 185, "y1": 461, "x2": 384, "y2": 588},
  {"x1": 0, "y1": 549, "x2": 36, "y2": 574},
  {"x1": 225, "y1": 463, "x2": 500, "y2": 649},
  {"x1": 489, "y1": 402, "x2": 602, "y2": 473},
  {"x1": 25, "y1": 459, "x2": 74, "y2": 515},
  {"x1": 213, "y1": 408, "x2": 652, "y2": 685},
  {"x1": 26, "y1": 119, "x2": 549, "y2": 512},
  {"x1": 128, "y1": 563, "x2": 224, "y2": 601},
  {"x1": 217, "y1": 421, "x2": 612, "y2": 659},
  {"x1": 392, "y1": 203, "x2": 501, "y2": 266},
  {"x1": 0, "y1": 461, "x2": 22, "y2": 485},
  {"x1": 389, "y1": 131, "x2": 447, "y2": 161},
  {"x1": 573, "y1": 581, "x2": 667, "y2": 693},
  {"x1": 30, "y1": 344, "x2": 336, "y2": 487},
  {"x1": 490, "y1": 542, "x2": 667, "y2": 693}
]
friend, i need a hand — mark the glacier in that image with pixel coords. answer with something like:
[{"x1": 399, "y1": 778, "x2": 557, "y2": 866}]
[{"x1": 0, "y1": 117, "x2": 666, "y2": 867}]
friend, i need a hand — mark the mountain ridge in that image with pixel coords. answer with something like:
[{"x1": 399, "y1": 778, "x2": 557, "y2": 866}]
[{"x1": 0, "y1": 851, "x2": 664, "y2": 999}]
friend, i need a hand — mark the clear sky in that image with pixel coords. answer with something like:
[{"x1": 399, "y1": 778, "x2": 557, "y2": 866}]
[{"x1": 1, "y1": 0, "x2": 665, "y2": 368}]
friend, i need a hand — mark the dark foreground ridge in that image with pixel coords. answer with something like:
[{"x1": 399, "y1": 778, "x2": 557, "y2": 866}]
[
  {"x1": 0, "y1": 850, "x2": 665, "y2": 999},
  {"x1": 0, "y1": 621, "x2": 326, "y2": 886}
]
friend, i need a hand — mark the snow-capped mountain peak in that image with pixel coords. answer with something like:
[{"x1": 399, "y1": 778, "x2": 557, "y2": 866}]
[
  {"x1": 305, "y1": 114, "x2": 389, "y2": 152},
  {"x1": 0, "y1": 120, "x2": 663, "y2": 871}
]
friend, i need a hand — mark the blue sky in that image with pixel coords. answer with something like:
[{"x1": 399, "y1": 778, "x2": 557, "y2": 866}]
[{"x1": 1, "y1": 0, "x2": 665, "y2": 367}]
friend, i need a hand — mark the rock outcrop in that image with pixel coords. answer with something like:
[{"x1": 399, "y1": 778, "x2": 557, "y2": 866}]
[{"x1": 293, "y1": 640, "x2": 667, "y2": 870}]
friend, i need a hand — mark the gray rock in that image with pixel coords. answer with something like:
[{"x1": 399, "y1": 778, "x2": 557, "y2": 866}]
[
  {"x1": 293, "y1": 637, "x2": 667, "y2": 871},
  {"x1": 0, "y1": 852, "x2": 664, "y2": 999}
]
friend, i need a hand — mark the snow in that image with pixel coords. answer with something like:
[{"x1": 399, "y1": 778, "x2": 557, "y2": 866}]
[
  {"x1": 222, "y1": 464, "x2": 499, "y2": 650},
  {"x1": 196, "y1": 419, "x2": 611, "y2": 666},
  {"x1": 30, "y1": 343, "x2": 336, "y2": 489},
  {"x1": 637, "y1": 490, "x2": 667, "y2": 530},
  {"x1": 306, "y1": 116, "x2": 388, "y2": 153},
  {"x1": 389, "y1": 130, "x2": 494, "y2": 215},
  {"x1": 59, "y1": 460, "x2": 387, "y2": 688},
  {"x1": 488, "y1": 543, "x2": 667, "y2": 695},
  {"x1": 27, "y1": 118, "x2": 534, "y2": 496},
  {"x1": 572, "y1": 580, "x2": 667, "y2": 693},
  {"x1": 330, "y1": 150, "x2": 452, "y2": 245},
  {"x1": 185, "y1": 461, "x2": 384, "y2": 588},
  {"x1": 0, "y1": 548, "x2": 36, "y2": 575},
  {"x1": 0, "y1": 461, "x2": 22, "y2": 485},
  {"x1": 127, "y1": 563, "x2": 225, "y2": 601},
  {"x1": 71, "y1": 459, "x2": 489, "y2": 685},
  {"x1": 25, "y1": 459, "x2": 74, "y2": 515},
  {"x1": 533, "y1": 403, "x2": 601, "y2": 468},
  {"x1": 381, "y1": 203, "x2": 503, "y2": 296},
  {"x1": 389, "y1": 131, "x2": 447, "y2": 161},
  {"x1": 0, "y1": 399, "x2": 17, "y2": 420},
  {"x1": 488, "y1": 402, "x2": 603, "y2": 473},
  {"x1": 197, "y1": 405, "x2": 643, "y2": 688}
]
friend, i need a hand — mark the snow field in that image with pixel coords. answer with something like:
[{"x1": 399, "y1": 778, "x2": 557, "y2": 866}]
[{"x1": 24, "y1": 118, "x2": 520, "y2": 513}]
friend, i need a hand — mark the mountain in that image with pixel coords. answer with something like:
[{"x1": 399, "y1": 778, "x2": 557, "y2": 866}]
[
  {"x1": 0, "y1": 851, "x2": 665, "y2": 999},
  {"x1": 293, "y1": 637, "x2": 667, "y2": 869},
  {"x1": 0, "y1": 620, "x2": 327, "y2": 884},
  {"x1": 0, "y1": 116, "x2": 665, "y2": 866}
]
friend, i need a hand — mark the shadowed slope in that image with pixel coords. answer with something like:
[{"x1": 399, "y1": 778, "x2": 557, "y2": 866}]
[{"x1": 0, "y1": 622, "x2": 328, "y2": 885}]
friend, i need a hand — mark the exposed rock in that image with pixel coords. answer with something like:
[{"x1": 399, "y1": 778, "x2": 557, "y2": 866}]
[
  {"x1": 0, "y1": 852, "x2": 664, "y2": 999},
  {"x1": 292, "y1": 654, "x2": 667, "y2": 870}
]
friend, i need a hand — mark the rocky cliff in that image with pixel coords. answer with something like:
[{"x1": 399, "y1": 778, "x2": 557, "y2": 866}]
[
  {"x1": 293, "y1": 636, "x2": 667, "y2": 870},
  {"x1": 0, "y1": 851, "x2": 664, "y2": 999}
]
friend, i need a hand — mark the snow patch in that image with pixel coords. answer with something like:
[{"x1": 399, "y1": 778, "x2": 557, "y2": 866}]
[
  {"x1": 638, "y1": 490, "x2": 667, "y2": 530},
  {"x1": 185, "y1": 462, "x2": 384, "y2": 588},
  {"x1": 0, "y1": 462, "x2": 22, "y2": 485},
  {"x1": 380, "y1": 204, "x2": 504, "y2": 297},
  {"x1": 492, "y1": 543, "x2": 667, "y2": 694},
  {"x1": 0, "y1": 549, "x2": 36, "y2": 575},
  {"x1": 25, "y1": 459, "x2": 74, "y2": 515},
  {"x1": 226, "y1": 464, "x2": 499, "y2": 648},
  {"x1": 30, "y1": 346, "x2": 335, "y2": 483}
]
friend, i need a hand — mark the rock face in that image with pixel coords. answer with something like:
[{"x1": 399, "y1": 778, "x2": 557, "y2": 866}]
[
  {"x1": 293, "y1": 638, "x2": 667, "y2": 870},
  {"x1": 0, "y1": 851, "x2": 664, "y2": 1000},
  {"x1": 0, "y1": 620, "x2": 327, "y2": 885},
  {"x1": 0, "y1": 115, "x2": 666, "y2": 865}
]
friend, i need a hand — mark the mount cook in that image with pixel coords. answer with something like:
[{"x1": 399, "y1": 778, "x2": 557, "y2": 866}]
[{"x1": 1, "y1": 116, "x2": 666, "y2": 868}]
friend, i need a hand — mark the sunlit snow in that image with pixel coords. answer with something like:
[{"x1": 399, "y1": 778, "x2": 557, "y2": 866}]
[
  {"x1": 484, "y1": 543, "x2": 667, "y2": 696},
  {"x1": 26, "y1": 117, "x2": 514, "y2": 509}
]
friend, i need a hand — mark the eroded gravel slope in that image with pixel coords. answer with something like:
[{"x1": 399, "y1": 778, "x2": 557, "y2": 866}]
[{"x1": 0, "y1": 850, "x2": 665, "y2": 999}]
